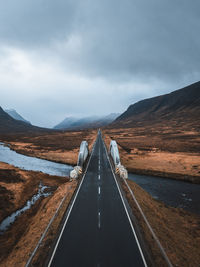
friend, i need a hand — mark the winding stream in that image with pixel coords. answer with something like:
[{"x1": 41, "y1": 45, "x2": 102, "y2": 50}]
[
  {"x1": 0, "y1": 182, "x2": 51, "y2": 234},
  {"x1": 0, "y1": 143, "x2": 74, "y2": 233}
]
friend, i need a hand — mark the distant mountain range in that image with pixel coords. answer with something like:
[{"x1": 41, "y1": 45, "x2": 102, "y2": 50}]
[
  {"x1": 4, "y1": 109, "x2": 31, "y2": 124},
  {"x1": 0, "y1": 107, "x2": 45, "y2": 134},
  {"x1": 54, "y1": 113, "x2": 120, "y2": 130},
  {"x1": 1, "y1": 81, "x2": 199, "y2": 134},
  {"x1": 111, "y1": 81, "x2": 200, "y2": 127}
]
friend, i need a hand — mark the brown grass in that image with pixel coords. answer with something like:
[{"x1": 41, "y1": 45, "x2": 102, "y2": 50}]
[
  {"x1": 103, "y1": 128, "x2": 200, "y2": 183},
  {"x1": 0, "y1": 162, "x2": 77, "y2": 266},
  {"x1": 0, "y1": 129, "x2": 97, "y2": 165},
  {"x1": 0, "y1": 129, "x2": 97, "y2": 266},
  {"x1": 122, "y1": 179, "x2": 200, "y2": 267}
]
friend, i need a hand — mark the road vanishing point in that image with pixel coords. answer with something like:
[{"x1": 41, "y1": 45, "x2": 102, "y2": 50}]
[{"x1": 48, "y1": 131, "x2": 147, "y2": 267}]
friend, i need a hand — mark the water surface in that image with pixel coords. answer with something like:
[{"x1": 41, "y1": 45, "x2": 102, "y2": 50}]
[
  {"x1": 129, "y1": 173, "x2": 200, "y2": 214},
  {"x1": 0, "y1": 143, "x2": 73, "y2": 177},
  {"x1": 0, "y1": 182, "x2": 51, "y2": 233}
]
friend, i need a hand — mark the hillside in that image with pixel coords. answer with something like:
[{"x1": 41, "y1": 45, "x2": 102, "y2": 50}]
[
  {"x1": 0, "y1": 107, "x2": 45, "y2": 133},
  {"x1": 112, "y1": 81, "x2": 200, "y2": 128},
  {"x1": 54, "y1": 113, "x2": 120, "y2": 130},
  {"x1": 5, "y1": 109, "x2": 31, "y2": 124},
  {"x1": 103, "y1": 81, "x2": 200, "y2": 183}
]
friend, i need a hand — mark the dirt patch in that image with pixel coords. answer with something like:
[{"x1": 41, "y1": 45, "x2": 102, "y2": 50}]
[
  {"x1": 0, "y1": 169, "x2": 24, "y2": 183},
  {"x1": 103, "y1": 129, "x2": 200, "y2": 183},
  {"x1": 121, "y1": 179, "x2": 200, "y2": 267}
]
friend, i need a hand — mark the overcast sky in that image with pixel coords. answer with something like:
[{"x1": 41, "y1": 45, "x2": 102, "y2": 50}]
[{"x1": 0, "y1": 0, "x2": 199, "y2": 127}]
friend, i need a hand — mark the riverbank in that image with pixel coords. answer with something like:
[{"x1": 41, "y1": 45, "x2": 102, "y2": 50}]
[
  {"x1": 0, "y1": 162, "x2": 77, "y2": 266},
  {"x1": 122, "y1": 179, "x2": 200, "y2": 266},
  {"x1": 0, "y1": 129, "x2": 96, "y2": 265},
  {"x1": 103, "y1": 129, "x2": 200, "y2": 184},
  {"x1": 0, "y1": 129, "x2": 97, "y2": 166}
]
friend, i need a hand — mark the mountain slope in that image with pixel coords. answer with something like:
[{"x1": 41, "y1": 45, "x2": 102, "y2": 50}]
[
  {"x1": 0, "y1": 106, "x2": 45, "y2": 133},
  {"x1": 5, "y1": 109, "x2": 31, "y2": 124},
  {"x1": 112, "y1": 81, "x2": 200, "y2": 127},
  {"x1": 54, "y1": 113, "x2": 120, "y2": 130}
]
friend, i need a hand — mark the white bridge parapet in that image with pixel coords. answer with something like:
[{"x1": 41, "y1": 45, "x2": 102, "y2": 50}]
[
  {"x1": 110, "y1": 140, "x2": 128, "y2": 179},
  {"x1": 70, "y1": 141, "x2": 89, "y2": 179}
]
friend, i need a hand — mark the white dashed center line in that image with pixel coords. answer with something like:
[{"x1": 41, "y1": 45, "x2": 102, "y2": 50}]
[
  {"x1": 98, "y1": 174, "x2": 100, "y2": 180},
  {"x1": 98, "y1": 212, "x2": 101, "y2": 228},
  {"x1": 98, "y1": 186, "x2": 101, "y2": 195}
]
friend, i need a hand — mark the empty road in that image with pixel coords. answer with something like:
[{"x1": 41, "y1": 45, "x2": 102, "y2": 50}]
[{"x1": 48, "y1": 131, "x2": 147, "y2": 267}]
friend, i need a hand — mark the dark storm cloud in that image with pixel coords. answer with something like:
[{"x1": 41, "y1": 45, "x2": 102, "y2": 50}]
[
  {"x1": 74, "y1": 0, "x2": 200, "y2": 81},
  {"x1": 0, "y1": 0, "x2": 199, "y2": 127},
  {"x1": 0, "y1": 0, "x2": 76, "y2": 45},
  {"x1": 0, "y1": 0, "x2": 200, "y2": 81}
]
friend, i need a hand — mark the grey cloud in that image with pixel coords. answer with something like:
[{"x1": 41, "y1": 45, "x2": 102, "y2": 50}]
[
  {"x1": 0, "y1": 0, "x2": 200, "y2": 81},
  {"x1": 0, "y1": 0, "x2": 76, "y2": 46},
  {"x1": 74, "y1": 0, "x2": 200, "y2": 81},
  {"x1": 0, "y1": 0, "x2": 199, "y2": 127}
]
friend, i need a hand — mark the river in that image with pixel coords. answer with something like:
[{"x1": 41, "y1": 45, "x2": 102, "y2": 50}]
[
  {"x1": 0, "y1": 143, "x2": 73, "y2": 177},
  {"x1": 0, "y1": 182, "x2": 51, "y2": 234},
  {"x1": 129, "y1": 173, "x2": 200, "y2": 214},
  {"x1": 0, "y1": 143, "x2": 74, "y2": 233},
  {"x1": 1, "y1": 142, "x2": 199, "y2": 215}
]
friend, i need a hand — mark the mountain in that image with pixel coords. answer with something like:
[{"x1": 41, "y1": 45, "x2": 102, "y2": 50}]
[
  {"x1": 0, "y1": 106, "x2": 45, "y2": 133},
  {"x1": 5, "y1": 109, "x2": 31, "y2": 124},
  {"x1": 112, "y1": 81, "x2": 200, "y2": 127},
  {"x1": 54, "y1": 113, "x2": 120, "y2": 130}
]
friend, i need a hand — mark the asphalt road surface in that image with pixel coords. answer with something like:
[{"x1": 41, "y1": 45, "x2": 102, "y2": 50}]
[{"x1": 48, "y1": 131, "x2": 147, "y2": 267}]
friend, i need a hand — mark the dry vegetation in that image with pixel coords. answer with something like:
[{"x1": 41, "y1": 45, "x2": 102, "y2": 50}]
[
  {"x1": 0, "y1": 129, "x2": 97, "y2": 165},
  {"x1": 0, "y1": 162, "x2": 77, "y2": 267},
  {"x1": 103, "y1": 126, "x2": 200, "y2": 183},
  {"x1": 0, "y1": 129, "x2": 97, "y2": 266},
  {"x1": 103, "y1": 126, "x2": 200, "y2": 265},
  {"x1": 122, "y1": 179, "x2": 200, "y2": 267}
]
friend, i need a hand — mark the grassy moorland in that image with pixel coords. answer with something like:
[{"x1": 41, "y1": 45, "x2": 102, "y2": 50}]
[
  {"x1": 0, "y1": 129, "x2": 96, "y2": 266},
  {"x1": 122, "y1": 179, "x2": 200, "y2": 267},
  {"x1": 0, "y1": 162, "x2": 77, "y2": 267},
  {"x1": 0, "y1": 129, "x2": 97, "y2": 166},
  {"x1": 103, "y1": 127, "x2": 200, "y2": 266},
  {"x1": 103, "y1": 123, "x2": 200, "y2": 183}
]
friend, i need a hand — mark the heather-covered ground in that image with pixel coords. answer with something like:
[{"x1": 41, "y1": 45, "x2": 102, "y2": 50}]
[
  {"x1": 0, "y1": 129, "x2": 97, "y2": 165},
  {"x1": 122, "y1": 179, "x2": 200, "y2": 267},
  {"x1": 103, "y1": 125, "x2": 200, "y2": 183},
  {"x1": 0, "y1": 162, "x2": 77, "y2": 267},
  {"x1": 0, "y1": 129, "x2": 96, "y2": 266}
]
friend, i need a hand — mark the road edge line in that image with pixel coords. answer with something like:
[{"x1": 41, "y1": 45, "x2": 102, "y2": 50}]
[
  {"x1": 47, "y1": 138, "x2": 97, "y2": 267},
  {"x1": 102, "y1": 137, "x2": 148, "y2": 267}
]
